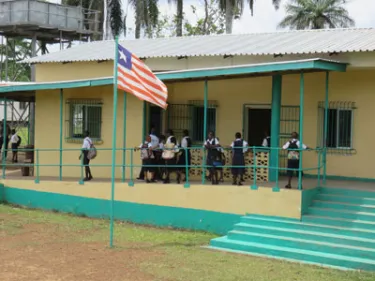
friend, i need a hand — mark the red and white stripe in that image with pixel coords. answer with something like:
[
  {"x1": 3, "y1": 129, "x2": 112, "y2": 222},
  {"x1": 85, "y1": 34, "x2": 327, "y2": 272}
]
[{"x1": 117, "y1": 54, "x2": 168, "y2": 109}]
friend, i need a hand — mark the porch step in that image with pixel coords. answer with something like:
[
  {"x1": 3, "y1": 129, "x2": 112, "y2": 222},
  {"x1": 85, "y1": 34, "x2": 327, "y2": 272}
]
[
  {"x1": 308, "y1": 207, "x2": 375, "y2": 221},
  {"x1": 302, "y1": 215, "x2": 375, "y2": 231},
  {"x1": 240, "y1": 215, "x2": 375, "y2": 239},
  {"x1": 209, "y1": 236, "x2": 375, "y2": 271},
  {"x1": 312, "y1": 200, "x2": 375, "y2": 213},
  {"x1": 320, "y1": 187, "x2": 375, "y2": 198},
  {"x1": 315, "y1": 193, "x2": 375, "y2": 205}
]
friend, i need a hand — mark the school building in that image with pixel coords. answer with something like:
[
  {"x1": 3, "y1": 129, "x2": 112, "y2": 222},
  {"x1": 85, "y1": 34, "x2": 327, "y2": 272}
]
[{"x1": 1, "y1": 28, "x2": 375, "y2": 270}]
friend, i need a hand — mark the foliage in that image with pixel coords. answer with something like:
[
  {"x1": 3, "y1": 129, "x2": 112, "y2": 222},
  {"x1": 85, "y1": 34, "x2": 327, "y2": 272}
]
[
  {"x1": 129, "y1": 0, "x2": 160, "y2": 39},
  {"x1": 145, "y1": 0, "x2": 225, "y2": 38},
  {"x1": 279, "y1": 0, "x2": 355, "y2": 29},
  {"x1": 167, "y1": 0, "x2": 184, "y2": 37},
  {"x1": 109, "y1": 0, "x2": 124, "y2": 37}
]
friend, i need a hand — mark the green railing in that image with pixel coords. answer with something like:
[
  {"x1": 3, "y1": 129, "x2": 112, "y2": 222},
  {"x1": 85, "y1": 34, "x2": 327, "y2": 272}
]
[{"x1": 1, "y1": 146, "x2": 324, "y2": 190}]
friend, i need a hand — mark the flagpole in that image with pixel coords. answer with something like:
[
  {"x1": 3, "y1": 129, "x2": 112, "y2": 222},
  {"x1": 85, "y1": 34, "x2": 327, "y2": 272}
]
[{"x1": 110, "y1": 36, "x2": 119, "y2": 248}]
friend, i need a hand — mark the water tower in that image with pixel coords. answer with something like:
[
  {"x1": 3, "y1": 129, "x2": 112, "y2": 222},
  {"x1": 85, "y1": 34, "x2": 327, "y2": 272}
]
[{"x1": 0, "y1": 0, "x2": 101, "y2": 144}]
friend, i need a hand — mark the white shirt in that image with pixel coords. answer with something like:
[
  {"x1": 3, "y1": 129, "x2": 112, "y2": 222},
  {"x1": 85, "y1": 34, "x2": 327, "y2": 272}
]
[
  {"x1": 150, "y1": 134, "x2": 159, "y2": 148},
  {"x1": 231, "y1": 138, "x2": 249, "y2": 153},
  {"x1": 262, "y1": 137, "x2": 270, "y2": 147},
  {"x1": 82, "y1": 137, "x2": 92, "y2": 149},
  {"x1": 282, "y1": 139, "x2": 307, "y2": 150},
  {"x1": 204, "y1": 138, "x2": 219, "y2": 146},
  {"x1": 181, "y1": 136, "x2": 190, "y2": 148},
  {"x1": 166, "y1": 136, "x2": 178, "y2": 145},
  {"x1": 10, "y1": 134, "x2": 19, "y2": 144}
]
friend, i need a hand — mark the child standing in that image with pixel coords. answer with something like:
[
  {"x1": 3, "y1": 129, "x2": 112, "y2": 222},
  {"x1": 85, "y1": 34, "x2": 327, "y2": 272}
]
[
  {"x1": 282, "y1": 132, "x2": 309, "y2": 189},
  {"x1": 138, "y1": 135, "x2": 155, "y2": 183},
  {"x1": 230, "y1": 132, "x2": 248, "y2": 186},
  {"x1": 10, "y1": 129, "x2": 20, "y2": 163}
]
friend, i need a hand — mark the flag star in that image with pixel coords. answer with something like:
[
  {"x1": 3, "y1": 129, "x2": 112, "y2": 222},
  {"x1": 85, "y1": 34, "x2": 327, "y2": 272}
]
[{"x1": 119, "y1": 50, "x2": 127, "y2": 63}]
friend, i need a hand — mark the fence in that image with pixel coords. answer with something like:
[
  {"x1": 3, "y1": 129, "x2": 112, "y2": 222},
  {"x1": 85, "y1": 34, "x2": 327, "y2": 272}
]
[{"x1": 1, "y1": 146, "x2": 324, "y2": 190}]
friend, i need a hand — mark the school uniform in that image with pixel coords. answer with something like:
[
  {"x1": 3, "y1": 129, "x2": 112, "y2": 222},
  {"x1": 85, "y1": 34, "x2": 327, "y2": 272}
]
[
  {"x1": 204, "y1": 138, "x2": 220, "y2": 167},
  {"x1": 262, "y1": 136, "x2": 271, "y2": 148},
  {"x1": 82, "y1": 137, "x2": 92, "y2": 166},
  {"x1": 10, "y1": 134, "x2": 19, "y2": 152},
  {"x1": 231, "y1": 138, "x2": 248, "y2": 176},
  {"x1": 139, "y1": 142, "x2": 155, "y2": 173},
  {"x1": 178, "y1": 136, "x2": 192, "y2": 171},
  {"x1": 164, "y1": 136, "x2": 178, "y2": 167},
  {"x1": 283, "y1": 139, "x2": 307, "y2": 177},
  {"x1": 163, "y1": 136, "x2": 180, "y2": 183}
]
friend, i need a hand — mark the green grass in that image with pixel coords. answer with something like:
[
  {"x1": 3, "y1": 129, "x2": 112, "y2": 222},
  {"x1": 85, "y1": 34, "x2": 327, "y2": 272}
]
[{"x1": 1, "y1": 204, "x2": 375, "y2": 281}]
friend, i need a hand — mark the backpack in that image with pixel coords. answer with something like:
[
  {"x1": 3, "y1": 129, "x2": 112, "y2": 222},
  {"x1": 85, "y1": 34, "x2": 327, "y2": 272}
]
[
  {"x1": 87, "y1": 139, "x2": 97, "y2": 160},
  {"x1": 287, "y1": 140, "x2": 299, "y2": 160}
]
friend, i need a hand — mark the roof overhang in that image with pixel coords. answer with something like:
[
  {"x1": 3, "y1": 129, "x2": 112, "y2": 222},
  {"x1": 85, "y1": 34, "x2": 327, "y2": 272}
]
[{"x1": 0, "y1": 59, "x2": 347, "y2": 97}]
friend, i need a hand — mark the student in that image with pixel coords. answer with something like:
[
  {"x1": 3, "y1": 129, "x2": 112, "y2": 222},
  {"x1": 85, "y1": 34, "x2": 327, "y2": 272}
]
[
  {"x1": 204, "y1": 131, "x2": 221, "y2": 185},
  {"x1": 155, "y1": 135, "x2": 166, "y2": 181},
  {"x1": 81, "y1": 131, "x2": 93, "y2": 181},
  {"x1": 10, "y1": 129, "x2": 20, "y2": 163},
  {"x1": 282, "y1": 132, "x2": 309, "y2": 189},
  {"x1": 137, "y1": 135, "x2": 155, "y2": 183},
  {"x1": 262, "y1": 131, "x2": 271, "y2": 148},
  {"x1": 230, "y1": 132, "x2": 248, "y2": 186},
  {"x1": 178, "y1": 129, "x2": 192, "y2": 181},
  {"x1": 137, "y1": 126, "x2": 159, "y2": 181},
  {"x1": 162, "y1": 129, "x2": 180, "y2": 184}
]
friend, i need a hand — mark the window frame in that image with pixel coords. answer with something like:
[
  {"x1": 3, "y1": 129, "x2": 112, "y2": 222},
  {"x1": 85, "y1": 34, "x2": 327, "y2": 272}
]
[{"x1": 191, "y1": 105, "x2": 217, "y2": 144}]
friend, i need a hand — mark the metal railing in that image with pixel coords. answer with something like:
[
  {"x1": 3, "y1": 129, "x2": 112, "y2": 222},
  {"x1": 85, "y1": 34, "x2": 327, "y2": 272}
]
[{"x1": 0, "y1": 146, "x2": 324, "y2": 190}]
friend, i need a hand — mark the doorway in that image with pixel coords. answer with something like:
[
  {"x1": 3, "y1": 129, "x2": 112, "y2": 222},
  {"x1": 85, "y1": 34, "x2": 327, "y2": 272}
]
[
  {"x1": 247, "y1": 108, "x2": 272, "y2": 146},
  {"x1": 149, "y1": 106, "x2": 163, "y2": 136}
]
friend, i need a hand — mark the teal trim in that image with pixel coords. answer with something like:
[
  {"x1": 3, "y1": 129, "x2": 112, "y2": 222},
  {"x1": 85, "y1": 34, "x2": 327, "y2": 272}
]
[
  {"x1": 270, "y1": 75, "x2": 282, "y2": 182},
  {"x1": 59, "y1": 89, "x2": 63, "y2": 181},
  {"x1": 202, "y1": 80, "x2": 208, "y2": 184},
  {"x1": 2, "y1": 187, "x2": 242, "y2": 235},
  {"x1": 122, "y1": 91, "x2": 127, "y2": 182},
  {"x1": 301, "y1": 187, "x2": 320, "y2": 215},
  {"x1": 0, "y1": 59, "x2": 347, "y2": 94},
  {"x1": 110, "y1": 36, "x2": 120, "y2": 248},
  {"x1": 298, "y1": 73, "x2": 305, "y2": 190}
]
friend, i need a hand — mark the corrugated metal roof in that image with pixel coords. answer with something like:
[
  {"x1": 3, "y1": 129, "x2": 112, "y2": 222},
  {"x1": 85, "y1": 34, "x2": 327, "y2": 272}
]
[{"x1": 23, "y1": 28, "x2": 375, "y2": 64}]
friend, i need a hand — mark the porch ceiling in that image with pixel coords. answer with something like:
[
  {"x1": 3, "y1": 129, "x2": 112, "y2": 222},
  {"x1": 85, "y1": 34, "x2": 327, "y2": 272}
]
[{"x1": 0, "y1": 58, "x2": 347, "y2": 98}]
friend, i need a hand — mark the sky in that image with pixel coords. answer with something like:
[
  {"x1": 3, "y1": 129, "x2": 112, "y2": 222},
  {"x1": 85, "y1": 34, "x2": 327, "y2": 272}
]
[{"x1": 47, "y1": 0, "x2": 375, "y2": 37}]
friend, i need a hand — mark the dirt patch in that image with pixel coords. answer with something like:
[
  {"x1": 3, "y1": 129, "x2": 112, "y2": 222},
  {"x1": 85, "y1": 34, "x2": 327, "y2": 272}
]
[{"x1": 0, "y1": 223, "x2": 162, "y2": 281}]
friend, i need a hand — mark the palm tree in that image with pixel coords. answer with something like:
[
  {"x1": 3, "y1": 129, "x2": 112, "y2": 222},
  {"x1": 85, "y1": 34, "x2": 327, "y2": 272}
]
[
  {"x1": 167, "y1": 0, "x2": 183, "y2": 37},
  {"x1": 218, "y1": 0, "x2": 281, "y2": 34},
  {"x1": 128, "y1": 0, "x2": 159, "y2": 39},
  {"x1": 279, "y1": 0, "x2": 355, "y2": 30}
]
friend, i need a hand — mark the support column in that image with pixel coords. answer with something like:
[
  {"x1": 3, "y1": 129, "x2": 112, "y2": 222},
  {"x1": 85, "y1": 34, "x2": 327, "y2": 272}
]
[
  {"x1": 323, "y1": 72, "x2": 330, "y2": 185},
  {"x1": 269, "y1": 75, "x2": 282, "y2": 182},
  {"x1": 298, "y1": 73, "x2": 305, "y2": 190},
  {"x1": 2, "y1": 99, "x2": 7, "y2": 179},
  {"x1": 201, "y1": 80, "x2": 208, "y2": 184},
  {"x1": 59, "y1": 89, "x2": 63, "y2": 181},
  {"x1": 29, "y1": 34, "x2": 37, "y2": 145}
]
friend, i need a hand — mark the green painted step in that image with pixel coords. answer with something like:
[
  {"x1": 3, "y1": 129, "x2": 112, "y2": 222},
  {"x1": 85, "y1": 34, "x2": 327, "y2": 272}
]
[
  {"x1": 320, "y1": 187, "x2": 375, "y2": 198},
  {"x1": 308, "y1": 207, "x2": 375, "y2": 221},
  {"x1": 316, "y1": 193, "x2": 375, "y2": 205},
  {"x1": 209, "y1": 236, "x2": 375, "y2": 271},
  {"x1": 226, "y1": 231, "x2": 375, "y2": 260},
  {"x1": 302, "y1": 215, "x2": 375, "y2": 230},
  {"x1": 233, "y1": 223, "x2": 375, "y2": 249},
  {"x1": 241, "y1": 216, "x2": 375, "y2": 239},
  {"x1": 312, "y1": 200, "x2": 375, "y2": 213}
]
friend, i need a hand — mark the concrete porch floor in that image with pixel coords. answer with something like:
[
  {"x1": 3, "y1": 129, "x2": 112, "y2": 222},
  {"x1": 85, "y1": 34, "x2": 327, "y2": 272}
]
[{"x1": 2, "y1": 168, "x2": 374, "y2": 192}]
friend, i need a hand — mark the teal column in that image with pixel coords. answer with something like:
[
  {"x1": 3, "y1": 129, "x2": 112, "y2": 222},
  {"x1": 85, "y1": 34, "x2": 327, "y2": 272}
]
[
  {"x1": 2, "y1": 99, "x2": 7, "y2": 179},
  {"x1": 323, "y1": 72, "x2": 329, "y2": 185},
  {"x1": 59, "y1": 89, "x2": 63, "y2": 181},
  {"x1": 269, "y1": 75, "x2": 282, "y2": 182},
  {"x1": 298, "y1": 73, "x2": 305, "y2": 190},
  {"x1": 122, "y1": 91, "x2": 127, "y2": 182},
  {"x1": 201, "y1": 80, "x2": 208, "y2": 184},
  {"x1": 109, "y1": 36, "x2": 120, "y2": 248}
]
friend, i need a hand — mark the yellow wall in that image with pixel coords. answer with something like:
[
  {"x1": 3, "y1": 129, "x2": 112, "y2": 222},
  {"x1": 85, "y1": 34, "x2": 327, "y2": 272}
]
[
  {"x1": 3, "y1": 180, "x2": 302, "y2": 219},
  {"x1": 35, "y1": 85, "x2": 144, "y2": 179},
  {"x1": 34, "y1": 61, "x2": 375, "y2": 180}
]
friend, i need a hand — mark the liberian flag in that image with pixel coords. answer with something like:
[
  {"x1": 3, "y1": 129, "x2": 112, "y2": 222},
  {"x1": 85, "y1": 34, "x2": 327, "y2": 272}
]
[{"x1": 117, "y1": 44, "x2": 168, "y2": 109}]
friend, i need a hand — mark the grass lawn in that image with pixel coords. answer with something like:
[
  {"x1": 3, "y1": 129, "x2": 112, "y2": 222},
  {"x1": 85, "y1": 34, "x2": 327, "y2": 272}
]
[{"x1": 1, "y1": 204, "x2": 375, "y2": 281}]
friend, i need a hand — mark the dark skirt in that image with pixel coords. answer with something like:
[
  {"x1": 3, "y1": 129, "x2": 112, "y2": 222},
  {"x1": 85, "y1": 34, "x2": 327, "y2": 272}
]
[
  {"x1": 83, "y1": 150, "x2": 90, "y2": 166},
  {"x1": 11, "y1": 143, "x2": 18, "y2": 152},
  {"x1": 178, "y1": 150, "x2": 191, "y2": 171},
  {"x1": 143, "y1": 158, "x2": 155, "y2": 172},
  {"x1": 287, "y1": 159, "x2": 303, "y2": 177},
  {"x1": 165, "y1": 157, "x2": 177, "y2": 171},
  {"x1": 232, "y1": 153, "x2": 245, "y2": 176}
]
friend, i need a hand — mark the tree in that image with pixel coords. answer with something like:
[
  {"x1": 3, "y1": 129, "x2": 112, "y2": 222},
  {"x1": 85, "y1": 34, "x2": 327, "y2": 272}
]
[
  {"x1": 167, "y1": 0, "x2": 184, "y2": 37},
  {"x1": 218, "y1": 0, "x2": 281, "y2": 34},
  {"x1": 128, "y1": 0, "x2": 160, "y2": 39},
  {"x1": 279, "y1": 0, "x2": 355, "y2": 30},
  {"x1": 109, "y1": 0, "x2": 123, "y2": 37}
]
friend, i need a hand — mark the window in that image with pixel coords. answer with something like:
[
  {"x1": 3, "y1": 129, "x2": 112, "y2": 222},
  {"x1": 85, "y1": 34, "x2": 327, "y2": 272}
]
[
  {"x1": 192, "y1": 106, "x2": 216, "y2": 143},
  {"x1": 318, "y1": 101, "x2": 355, "y2": 151},
  {"x1": 66, "y1": 99, "x2": 102, "y2": 141}
]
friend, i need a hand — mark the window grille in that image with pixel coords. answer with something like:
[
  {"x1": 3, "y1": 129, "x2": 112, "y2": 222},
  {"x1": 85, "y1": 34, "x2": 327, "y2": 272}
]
[
  {"x1": 65, "y1": 99, "x2": 103, "y2": 143},
  {"x1": 317, "y1": 101, "x2": 355, "y2": 154}
]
